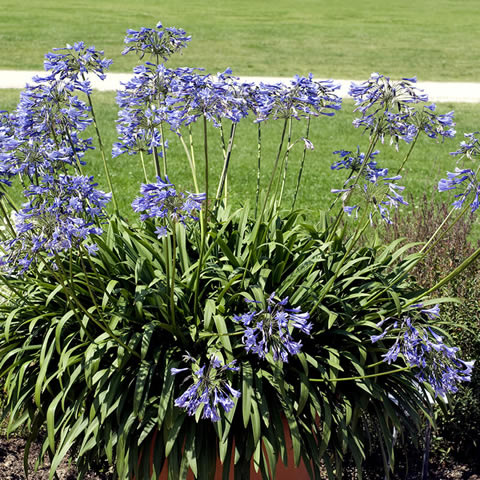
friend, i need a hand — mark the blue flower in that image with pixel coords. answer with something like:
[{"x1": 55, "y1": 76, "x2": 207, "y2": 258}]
[
  {"x1": 0, "y1": 174, "x2": 110, "y2": 274},
  {"x1": 438, "y1": 167, "x2": 480, "y2": 212},
  {"x1": 171, "y1": 355, "x2": 240, "y2": 422},
  {"x1": 450, "y1": 132, "x2": 480, "y2": 159},
  {"x1": 331, "y1": 148, "x2": 408, "y2": 224},
  {"x1": 349, "y1": 74, "x2": 454, "y2": 147},
  {"x1": 246, "y1": 74, "x2": 341, "y2": 123},
  {"x1": 370, "y1": 306, "x2": 474, "y2": 396},
  {"x1": 132, "y1": 176, "x2": 206, "y2": 230},
  {"x1": 234, "y1": 293, "x2": 312, "y2": 362},
  {"x1": 122, "y1": 21, "x2": 191, "y2": 61},
  {"x1": 44, "y1": 42, "x2": 112, "y2": 82}
]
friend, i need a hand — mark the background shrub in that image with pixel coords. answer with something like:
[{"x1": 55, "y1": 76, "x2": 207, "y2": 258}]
[{"x1": 385, "y1": 195, "x2": 480, "y2": 470}]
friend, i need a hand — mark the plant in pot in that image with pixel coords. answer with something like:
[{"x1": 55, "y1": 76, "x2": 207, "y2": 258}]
[{"x1": 0, "y1": 22, "x2": 475, "y2": 480}]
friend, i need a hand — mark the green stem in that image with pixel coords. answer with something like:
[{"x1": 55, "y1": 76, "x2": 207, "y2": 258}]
[
  {"x1": 396, "y1": 129, "x2": 420, "y2": 176},
  {"x1": 0, "y1": 199, "x2": 16, "y2": 237},
  {"x1": 164, "y1": 231, "x2": 171, "y2": 321},
  {"x1": 260, "y1": 118, "x2": 288, "y2": 221},
  {"x1": 203, "y1": 116, "x2": 209, "y2": 215},
  {"x1": 254, "y1": 124, "x2": 262, "y2": 218},
  {"x1": 215, "y1": 123, "x2": 237, "y2": 211},
  {"x1": 309, "y1": 208, "x2": 370, "y2": 316},
  {"x1": 193, "y1": 117, "x2": 209, "y2": 324},
  {"x1": 363, "y1": 201, "x2": 473, "y2": 312},
  {"x1": 327, "y1": 131, "x2": 380, "y2": 242},
  {"x1": 139, "y1": 151, "x2": 149, "y2": 183},
  {"x1": 78, "y1": 250, "x2": 107, "y2": 323},
  {"x1": 404, "y1": 245, "x2": 480, "y2": 308},
  {"x1": 310, "y1": 366, "x2": 411, "y2": 383},
  {"x1": 84, "y1": 87, "x2": 119, "y2": 213},
  {"x1": 152, "y1": 147, "x2": 161, "y2": 178},
  {"x1": 178, "y1": 134, "x2": 199, "y2": 193},
  {"x1": 63, "y1": 123, "x2": 85, "y2": 175},
  {"x1": 277, "y1": 116, "x2": 293, "y2": 209},
  {"x1": 292, "y1": 116, "x2": 311, "y2": 209},
  {"x1": 159, "y1": 122, "x2": 167, "y2": 177},
  {"x1": 0, "y1": 186, "x2": 18, "y2": 213},
  {"x1": 170, "y1": 224, "x2": 177, "y2": 331}
]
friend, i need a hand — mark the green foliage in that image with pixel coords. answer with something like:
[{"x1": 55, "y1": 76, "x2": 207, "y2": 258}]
[{"x1": 0, "y1": 206, "x2": 435, "y2": 479}]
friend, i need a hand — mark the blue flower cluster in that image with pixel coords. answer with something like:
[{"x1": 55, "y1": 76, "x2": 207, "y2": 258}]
[
  {"x1": 131, "y1": 175, "x2": 206, "y2": 236},
  {"x1": 371, "y1": 305, "x2": 474, "y2": 396},
  {"x1": 0, "y1": 41, "x2": 112, "y2": 185},
  {"x1": 349, "y1": 74, "x2": 455, "y2": 149},
  {"x1": 44, "y1": 41, "x2": 113, "y2": 83},
  {"x1": 0, "y1": 174, "x2": 111, "y2": 274},
  {"x1": 233, "y1": 293, "x2": 312, "y2": 362},
  {"x1": 450, "y1": 131, "x2": 480, "y2": 159},
  {"x1": 244, "y1": 74, "x2": 342, "y2": 123},
  {"x1": 122, "y1": 21, "x2": 191, "y2": 61},
  {"x1": 331, "y1": 148, "x2": 408, "y2": 223},
  {"x1": 438, "y1": 167, "x2": 480, "y2": 212},
  {"x1": 171, "y1": 355, "x2": 240, "y2": 421},
  {"x1": 113, "y1": 60, "x2": 342, "y2": 157},
  {"x1": 0, "y1": 111, "x2": 19, "y2": 189}
]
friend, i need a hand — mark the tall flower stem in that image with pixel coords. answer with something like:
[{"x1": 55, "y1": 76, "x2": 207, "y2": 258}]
[
  {"x1": 159, "y1": 122, "x2": 168, "y2": 176},
  {"x1": 327, "y1": 131, "x2": 380, "y2": 242},
  {"x1": 396, "y1": 129, "x2": 420, "y2": 176},
  {"x1": 0, "y1": 199, "x2": 15, "y2": 237},
  {"x1": 364, "y1": 192, "x2": 476, "y2": 314},
  {"x1": 63, "y1": 123, "x2": 85, "y2": 175},
  {"x1": 405, "y1": 245, "x2": 480, "y2": 308},
  {"x1": 164, "y1": 232, "x2": 171, "y2": 322},
  {"x1": 139, "y1": 151, "x2": 149, "y2": 183},
  {"x1": 310, "y1": 366, "x2": 412, "y2": 383},
  {"x1": 240, "y1": 119, "x2": 288, "y2": 289},
  {"x1": 179, "y1": 134, "x2": 199, "y2": 193},
  {"x1": 82, "y1": 85, "x2": 119, "y2": 213},
  {"x1": 170, "y1": 224, "x2": 177, "y2": 331},
  {"x1": 203, "y1": 116, "x2": 209, "y2": 216},
  {"x1": 260, "y1": 118, "x2": 288, "y2": 221},
  {"x1": 215, "y1": 123, "x2": 236, "y2": 212},
  {"x1": 276, "y1": 116, "x2": 293, "y2": 209},
  {"x1": 292, "y1": 116, "x2": 311, "y2": 209},
  {"x1": 254, "y1": 124, "x2": 262, "y2": 217},
  {"x1": 0, "y1": 186, "x2": 18, "y2": 213},
  {"x1": 152, "y1": 147, "x2": 161, "y2": 177},
  {"x1": 309, "y1": 207, "x2": 370, "y2": 316},
  {"x1": 193, "y1": 116, "x2": 209, "y2": 324}
]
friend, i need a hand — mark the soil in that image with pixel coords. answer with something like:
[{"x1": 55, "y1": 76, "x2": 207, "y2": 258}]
[
  {"x1": 0, "y1": 434, "x2": 479, "y2": 480},
  {"x1": 0, "y1": 435, "x2": 112, "y2": 480}
]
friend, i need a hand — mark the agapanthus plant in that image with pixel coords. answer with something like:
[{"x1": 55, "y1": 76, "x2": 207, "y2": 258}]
[{"x1": 0, "y1": 22, "x2": 477, "y2": 480}]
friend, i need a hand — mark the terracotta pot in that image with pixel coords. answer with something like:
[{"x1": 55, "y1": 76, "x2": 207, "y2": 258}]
[{"x1": 151, "y1": 419, "x2": 311, "y2": 480}]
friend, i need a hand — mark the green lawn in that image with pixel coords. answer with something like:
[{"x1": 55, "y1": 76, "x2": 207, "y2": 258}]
[
  {"x1": 1, "y1": 88, "x2": 479, "y2": 220},
  {"x1": 0, "y1": 0, "x2": 479, "y2": 81}
]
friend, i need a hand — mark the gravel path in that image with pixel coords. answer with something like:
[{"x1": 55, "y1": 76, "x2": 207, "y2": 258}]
[{"x1": 0, "y1": 70, "x2": 479, "y2": 103}]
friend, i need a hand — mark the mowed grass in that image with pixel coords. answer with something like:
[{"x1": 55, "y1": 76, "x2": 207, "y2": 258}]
[
  {"x1": 1, "y1": 88, "x2": 480, "y2": 222},
  {"x1": 0, "y1": 0, "x2": 479, "y2": 81}
]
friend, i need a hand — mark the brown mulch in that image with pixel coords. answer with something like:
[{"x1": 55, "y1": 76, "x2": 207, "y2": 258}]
[{"x1": 0, "y1": 435, "x2": 112, "y2": 480}]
